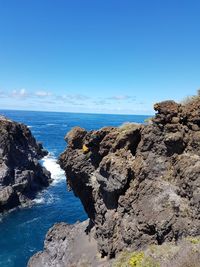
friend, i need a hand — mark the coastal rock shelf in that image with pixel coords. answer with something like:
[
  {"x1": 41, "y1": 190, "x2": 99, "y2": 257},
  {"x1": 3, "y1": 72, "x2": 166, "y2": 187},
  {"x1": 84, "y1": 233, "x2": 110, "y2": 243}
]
[
  {"x1": 0, "y1": 116, "x2": 51, "y2": 212},
  {"x1": 28, "y1": 220, "x2": 110, "y2": 267}
]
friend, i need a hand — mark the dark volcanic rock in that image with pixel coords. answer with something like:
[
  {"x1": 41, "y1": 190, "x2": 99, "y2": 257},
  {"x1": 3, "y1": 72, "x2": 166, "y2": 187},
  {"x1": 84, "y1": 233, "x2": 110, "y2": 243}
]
[
  {"x1": 58, "y1": 99, "x2": 200, "y2": 258},
  {"x1": 0, "y1": 116, "x2": 51, "y2": 212}
]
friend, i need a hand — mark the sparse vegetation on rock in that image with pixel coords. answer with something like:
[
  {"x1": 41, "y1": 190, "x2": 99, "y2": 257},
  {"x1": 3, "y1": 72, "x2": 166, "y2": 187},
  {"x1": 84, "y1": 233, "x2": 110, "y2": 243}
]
[{"x1": 113, "y1": 236, "x2": 200, "y2": 267}]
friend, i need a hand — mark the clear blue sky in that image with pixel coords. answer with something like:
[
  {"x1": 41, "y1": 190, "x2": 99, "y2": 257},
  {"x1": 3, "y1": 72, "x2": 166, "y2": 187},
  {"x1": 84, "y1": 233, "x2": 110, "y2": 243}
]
[{"x1": 0, "y1": 0, "x2": 200, "y2": 114}]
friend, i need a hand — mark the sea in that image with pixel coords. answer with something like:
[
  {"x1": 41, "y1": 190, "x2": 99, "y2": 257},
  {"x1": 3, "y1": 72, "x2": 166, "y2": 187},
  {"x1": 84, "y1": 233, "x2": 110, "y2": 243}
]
[{"x1": 0, "y1": 110, "x2": 149, "y2": 267}]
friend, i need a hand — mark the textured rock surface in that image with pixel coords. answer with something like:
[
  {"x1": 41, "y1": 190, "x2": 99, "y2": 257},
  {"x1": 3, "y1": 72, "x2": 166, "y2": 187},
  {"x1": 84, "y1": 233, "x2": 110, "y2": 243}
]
[
  {"x1": 112, "y1": 236, "x2": 200, "y2": 267},
  {"x1": 28, "y1": 220, "x2": 110, "y2": 267},
  {"x1": 58, "y1": 99, "x2": 200, "y2": 258},
  {"x1": 0, "y1": 116, "x2": 51, "y2": 212}
]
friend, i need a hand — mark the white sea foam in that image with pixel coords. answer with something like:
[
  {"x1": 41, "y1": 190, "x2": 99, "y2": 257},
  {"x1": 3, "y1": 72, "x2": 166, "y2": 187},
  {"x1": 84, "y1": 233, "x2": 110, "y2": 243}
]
[
  {"x1": 27, "y1": 125, "x2": 33, "y2": 128},
  {"x1": 46, "y1": 192, "x2": 59, "y2": 204},
  {"x1": 33, "y1": 154, "x2": 65, "y2": 206},
  {"x1": 33, "y1": 189, "x2": 52, "y2": 205},
  {"x1": 42, "y1": 154, "x2": 65, "y2": 185},
  {"x1": 33, "y1": 196, "x2": 45, "y2": 204},
  {"x1": 33, "y1": 189, "x2": 60, "y2": 205}
]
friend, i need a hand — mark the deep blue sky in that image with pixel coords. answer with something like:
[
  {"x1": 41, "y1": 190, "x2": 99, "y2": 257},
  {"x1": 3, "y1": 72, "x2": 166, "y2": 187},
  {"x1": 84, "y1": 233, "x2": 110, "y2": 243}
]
[{"x1": 0, "y1": 0, "x2": 199, "y2": 114}]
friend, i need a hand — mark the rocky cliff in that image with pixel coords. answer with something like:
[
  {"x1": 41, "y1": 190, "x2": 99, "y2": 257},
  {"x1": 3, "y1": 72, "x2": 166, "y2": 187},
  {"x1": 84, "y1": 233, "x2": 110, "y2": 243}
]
[
  {"x1": 0, "y1": 115, "x2": 51, "y2": 212},
  {"x1": 28, "y1": 98, "x2": 200, "y2": 267},
  {"x1": 58, "y1": 99, "x2": 200, "y2": 258}
]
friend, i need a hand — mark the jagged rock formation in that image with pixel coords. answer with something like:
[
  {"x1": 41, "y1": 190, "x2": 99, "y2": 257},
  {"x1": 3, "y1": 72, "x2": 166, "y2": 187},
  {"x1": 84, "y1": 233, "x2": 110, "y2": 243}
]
[
  {"x1": 0, "y1": 116, "x2": 51, "y2": 212},
  {"x1": 58, "y1": 99, "x2": 200, "y2": 258}
]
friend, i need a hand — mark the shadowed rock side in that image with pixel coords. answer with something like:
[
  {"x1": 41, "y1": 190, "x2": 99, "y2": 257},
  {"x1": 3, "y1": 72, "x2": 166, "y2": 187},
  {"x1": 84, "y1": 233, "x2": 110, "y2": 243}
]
[
  {"x1": 0, "y1": 116, "x2": 51, "y2": 212},
  {"x1": 58, "y1": 99, "x2": 200, "y2": 259}
]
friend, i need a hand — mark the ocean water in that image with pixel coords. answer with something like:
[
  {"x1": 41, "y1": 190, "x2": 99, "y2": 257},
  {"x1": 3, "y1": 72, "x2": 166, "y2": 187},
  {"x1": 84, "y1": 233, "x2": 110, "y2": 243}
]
[{"x1": 0, "y1": 110, "x2": 149, "y2": 267}]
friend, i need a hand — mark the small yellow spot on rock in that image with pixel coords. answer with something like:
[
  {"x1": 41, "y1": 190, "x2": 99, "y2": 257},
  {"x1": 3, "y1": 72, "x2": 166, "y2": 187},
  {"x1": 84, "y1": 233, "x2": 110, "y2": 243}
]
[
  {"x1": 82, "y1": 144, "x2": 89, "y2": 153},
  {"x1": 187, "y1": 237, "x2": 200, "y2": 245},
  {"x1": 129, "y1": 251, "x2": 144, "y2": 267}
]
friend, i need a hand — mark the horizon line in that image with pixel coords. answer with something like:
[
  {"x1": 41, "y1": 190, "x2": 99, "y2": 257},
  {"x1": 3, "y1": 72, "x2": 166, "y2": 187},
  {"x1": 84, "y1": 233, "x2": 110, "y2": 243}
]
[{"x1": 0, "y1": 108, "x2": 154, "y2": 117}]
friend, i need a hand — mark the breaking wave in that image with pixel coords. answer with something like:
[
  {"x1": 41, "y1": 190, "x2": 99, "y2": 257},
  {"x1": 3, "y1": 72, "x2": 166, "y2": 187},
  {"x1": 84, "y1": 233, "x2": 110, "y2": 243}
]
[
  {"x1": 42, "y1": 154, "x2": 65, "y2": 185},
  {"x1": 33, "y1": 154, "x2": 65, "y2": 205}
]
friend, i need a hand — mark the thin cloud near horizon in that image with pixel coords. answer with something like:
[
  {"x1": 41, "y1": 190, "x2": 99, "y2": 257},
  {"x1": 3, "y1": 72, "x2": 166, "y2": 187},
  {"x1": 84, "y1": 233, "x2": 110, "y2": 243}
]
[{"x1": 0, "y1": 88, "x2": 151, "y2": 115}]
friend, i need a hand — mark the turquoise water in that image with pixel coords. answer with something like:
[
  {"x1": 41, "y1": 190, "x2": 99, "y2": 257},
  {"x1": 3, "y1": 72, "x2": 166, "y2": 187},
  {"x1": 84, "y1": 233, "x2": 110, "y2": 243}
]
[{"x1": 0, "y1": 110, "x2": 149, "y2": 267}]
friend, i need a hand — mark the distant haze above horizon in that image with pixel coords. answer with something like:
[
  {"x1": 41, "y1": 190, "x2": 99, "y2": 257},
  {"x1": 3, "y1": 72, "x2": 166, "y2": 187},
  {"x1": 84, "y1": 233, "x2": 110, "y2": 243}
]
[{"x1": 0, "y1": 0, "x2": 200, "y2": 115}]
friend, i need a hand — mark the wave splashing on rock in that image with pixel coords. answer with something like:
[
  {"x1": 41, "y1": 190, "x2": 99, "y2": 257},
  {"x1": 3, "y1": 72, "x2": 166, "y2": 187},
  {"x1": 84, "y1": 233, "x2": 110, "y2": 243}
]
[{"x1": 0, "y1": 116, "x2": 51, "y2": 213}]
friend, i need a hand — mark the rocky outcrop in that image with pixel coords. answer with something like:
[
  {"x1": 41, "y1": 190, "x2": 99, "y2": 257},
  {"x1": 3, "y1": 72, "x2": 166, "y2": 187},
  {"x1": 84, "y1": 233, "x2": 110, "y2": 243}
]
[
  {"x1": 58, "y1": 99, "x2": 200, "y2": 259},
  {"x1": 28, "y1": 223, "x2": 200, "y2": 267},
  {"x1": 28, "y1": 220, "x2": 110, "y2": 267},
  {"x1": 0, "y1": 116, "x2": 51, "y2": 212}
]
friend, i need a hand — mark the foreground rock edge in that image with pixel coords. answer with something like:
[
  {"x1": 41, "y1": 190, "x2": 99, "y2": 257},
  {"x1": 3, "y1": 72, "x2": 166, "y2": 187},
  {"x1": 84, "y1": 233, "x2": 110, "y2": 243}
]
[
  {"x1": 28, "y1": 220, "x2": 110, "y2": 267},
  {"x1": 28, "y1": 226, "x2": 200, "y2": 267}
]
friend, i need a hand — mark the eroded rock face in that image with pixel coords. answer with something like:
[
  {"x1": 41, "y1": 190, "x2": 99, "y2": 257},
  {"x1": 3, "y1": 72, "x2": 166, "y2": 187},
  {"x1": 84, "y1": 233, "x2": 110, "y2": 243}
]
[
  {"x1": 0, "y1": 116, "x2": 51, "y2": 212},
  {"x1": 59, "y1": 99, "x2": 200, "y2": 258}
]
